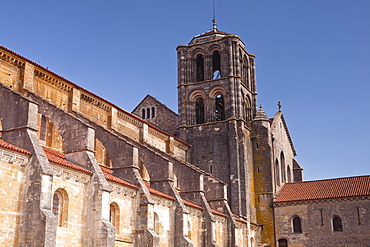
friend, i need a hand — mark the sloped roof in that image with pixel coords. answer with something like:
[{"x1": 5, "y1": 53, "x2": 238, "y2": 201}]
[
  {"x1": 42, "y1": 146, "x2": 92, "y2": 175},
  {"x1": 188, "y1": 29, "x2": 237, "y2": 45},
  {"x1": 132, "y1": 94, "x2": 178, "y2": 117},
  {"x1": 0, "y1": 138, "x2": 31, "y2": 156},
  {"x1": 270, "y1": 111, "x2": 297, "y2": 156},
  {"x1": 274, "y1": 175, "x2": 370, "y2": 203},
  {"x1": 100, "y1": 166, "x2": 138, "y2": 189},
  {"x1": 194, "y1": 29, "x2": 232, "y2": 38}
]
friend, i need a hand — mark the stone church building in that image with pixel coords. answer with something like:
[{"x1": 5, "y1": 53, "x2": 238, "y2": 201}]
[{"x1": 0, "y1": 23, "x2": 369, "y2": 247}]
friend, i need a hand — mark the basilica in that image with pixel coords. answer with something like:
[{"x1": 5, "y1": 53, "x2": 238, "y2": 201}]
[{"x1": 0, "y1": 22, "x2": 369, "y2": 247}]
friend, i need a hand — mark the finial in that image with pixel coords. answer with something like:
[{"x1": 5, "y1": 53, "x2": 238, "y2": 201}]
[
  {"x1": 212, "y1": 1, "x2": 217, "y2": 31},
  {"x1": 278, "y1": 101, "x2": 282, "y2": 112},
  {"x1": 260, "y1": 104, "x2": 263, "y2": 110}
]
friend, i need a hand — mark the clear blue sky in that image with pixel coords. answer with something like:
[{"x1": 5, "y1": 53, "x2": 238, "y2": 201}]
[{"x1": 2, "y1": 0, "x2": 369, "y2": 181}]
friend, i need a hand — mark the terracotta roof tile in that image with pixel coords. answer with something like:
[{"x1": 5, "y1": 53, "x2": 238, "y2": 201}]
[
  {"x1": 211, "y1": 209, "x2": 227, "y2": 217},
  {"x1": 183, "y1": 199, "x2": 203, "y2": 210},
  {"x1": 234, "y1": 216, "x2": 248, "y2": 224},
  {"x1": 42, "y1": 146, "x2": 92, "y2": 175},
  {"x1": 102, "y1": 171, "x2": 138, "y2": 190},
  {"x1": 0, "y1": 139, "x2": 31, "y2": 156},
  {"x1": 144, "y1": 182, "x2": 175, "y2": 201},
  {"x1": 274, "y1": 175, "x2": 370, "y2": 203}
]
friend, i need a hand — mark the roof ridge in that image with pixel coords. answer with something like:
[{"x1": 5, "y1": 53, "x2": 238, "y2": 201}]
[{"x1": 295, "y1": 175, "x2": 370, "y2": 184}]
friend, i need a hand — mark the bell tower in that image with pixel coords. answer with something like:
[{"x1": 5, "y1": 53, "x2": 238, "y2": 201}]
[{"x1": 176, "y1": 22, "x2": 258, "y2": 217}]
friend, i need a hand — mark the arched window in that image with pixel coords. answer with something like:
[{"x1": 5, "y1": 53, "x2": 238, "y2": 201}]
[
  {"x1": 215, "y1": 94, "x2": 225, "y2": 121},
  {"x1": 196, "y1": 54, "x2": 204, "y2": 82},
  {"x1": 147, "y1": 108, "x2": 150, "y2": 119},
  {"x1": 154, "y1": 212, "x2": 160, "y2": 235},
  {"x1": 52, "y1": 189, "x2": 68, "y2": 227},
  {"x1": 151, "y1": 107, "x2": 155, "y2": 118},
  {"x1": 195, "y1": 97, "x2": 204, "y2": 124},
  {"x1": 212, "y1": 51, "x2": 221, "y2": 79},
  {"x1": 40, "y1": 115, "x2": 47, "y2": 141},
  {"x1": 278, "y1": 239, "x2": 288, "y2": 247},
  {"x1": 245, "y1": 96, "x2": 252, "y2": 121},
  {"x1": 110, "y1": 202, "x2": 120, "y2": 231},
  {"x1": 280, "y1": 152, "x2": 286, "y2": 183},
  {"x1": 293, "y1": 216, "x2": 302, "y2": 233},
  {"x1": 333, "y1": 216, "x2": 343, "y2": 232},
  {"x1": 142, "y1": 109, "x2": 146, "y2": 119},
  {"x1": 242, "y1": 55, "x2": 249, "y2": 87},
  {"x1": 275, "y1": 159, "x2": 280, "y2": 186},
  {"x1": 188, "y1": 220, "x2": 192, "y2": 240},
  {"x1": 287, "y1": 166, "x2": 292, "y2": 183}
]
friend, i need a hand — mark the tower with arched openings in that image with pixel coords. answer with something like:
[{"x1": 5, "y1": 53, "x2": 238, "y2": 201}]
[{"x1": 177, "y1": 23, "x2": 258, "y2": 218}]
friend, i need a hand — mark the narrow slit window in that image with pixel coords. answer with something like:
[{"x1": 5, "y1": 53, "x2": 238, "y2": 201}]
[
  {"x1": 40, "y1": 115, "x2": 47, "y2": 141},
  {"x1": 151, "y1": 107, "x2": 155, "y2": 118},
  {"x1": 147, "y1": 108, "x2": 150, "y2": 119},
  {"x1": 195, "y1": 97, "x2": 204, "y2": 124},
  {"x1": 142, "y1": 109, "x2": 146, "y2": 119},
  {"x1": 196, "y1": 55, "x2": 204, "y2": 82}
]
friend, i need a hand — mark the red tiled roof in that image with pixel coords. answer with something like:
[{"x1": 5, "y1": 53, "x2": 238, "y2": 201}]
[
  {"x1": 103, "y1": 172, "x2": 138, "y2": 190},
  {"x1": 100, "y1": 166, "x2": 138, "y2": 189},
  {"x1": 211, "y1": 209, "x2": 227, "y2": 217},
  {"x1": 0, "y1": 139, "x2": 31, "y2": 156},
  {"x1": 274, "y1": 175, "x2": 370, "y2": 203},
  {"x1": 42, "y1": 146, "x2": 92, "y2": 175},
  {"x1": 144, "y1": 182, "x2": 175, "y2": 201},
  {"x1": 234, "y1": 216, "x2": 248, "y2": 224},
  {"x1": 183, "y1": 199, "x2": 203, "y2": 210}
]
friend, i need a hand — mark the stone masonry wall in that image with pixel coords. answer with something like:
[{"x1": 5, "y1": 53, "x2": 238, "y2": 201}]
[
  {"x1": 0, "y1": 149, "x2": 30, "y2": 246},
  {"x1": 51, "y1": 164, "x2": 91, "y2": 247},
  {"x1": 274, "y1": 198, "x2": 370, "y2": 247}
]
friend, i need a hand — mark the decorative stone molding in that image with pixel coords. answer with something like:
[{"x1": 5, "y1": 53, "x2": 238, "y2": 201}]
[
  {"x1": 80, "y1": 93, "x2": 111, "y2": 112},
  {"x1": 52, "y1": 164, "x2": 90, "y2": 184},
  {"x1": 0, "y1": 149, "x2": 29, "y2": 167},
  {"x1": 34, "y1": 70, "x2": 72, "y2": 92},
  {"x1": 0, "y1": 51, "x2": 24, "y2": 68},
  {"x1": 152, "y1": 195, "x2": 174, "y2": 208},
  {"x1": 110, "y1": 183, "x2": 137, "y2": 198},
  {"x1": 187, "y1": 207, "x2": 203, "y2": 217}
]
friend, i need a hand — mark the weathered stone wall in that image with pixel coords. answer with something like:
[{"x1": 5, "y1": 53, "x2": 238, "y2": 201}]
[
  {"x1": 132, "y1": 95, "x2": 178, "y2": 135},
  {"x1": 108, "y1": 181, "x2": 138, "y2": 246},
  {"x1": 0, "y1": 46, "x2": 189, "y2": 163},
  {"x1": 214, "y1": 214, "x2": 228, "y2": 246},
  {"x1": 0, "y1": 148, "x2": 29, "y2": 246},
  {"x1": 274, "y1": 198, "x2": 370, "y2": 247},
  {"x1": 152, "y1": 195, "x2": 175, "y2": 247},
  {"x1": 186, "y1": 205, "x2": 203, "y2": 246},
  {"x1": 51, "y1": 164, "x2": 91, "y2": 247},
  {"x1": 270, "y1": 112, "x2": 297, "y2": 187}
]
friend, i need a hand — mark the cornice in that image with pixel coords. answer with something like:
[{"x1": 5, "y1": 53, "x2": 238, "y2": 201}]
[
  {"x1": 0, "y1": 149, "x2": 29, "y2": 167},
  {"x1": 52, "y1": 163, "x2": 91, "y2": 184},
  {"x1": 273, "y1": 195, "x2": 370, "y2": 207}
]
